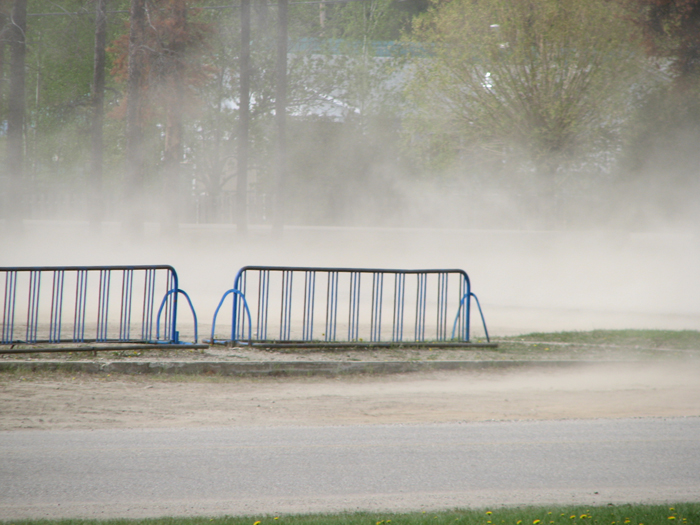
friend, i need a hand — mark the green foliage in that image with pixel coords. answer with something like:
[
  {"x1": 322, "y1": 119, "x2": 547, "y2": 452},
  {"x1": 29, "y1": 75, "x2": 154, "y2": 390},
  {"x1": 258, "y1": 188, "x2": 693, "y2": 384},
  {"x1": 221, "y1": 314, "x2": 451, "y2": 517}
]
[
  {"x1": 616, "y1": 66, "x2": 700, "y2": 229},
  {"x1": 3, "y1": 503, "x2": 699, "y2": 525},
  {"x1": 0, "y1": 1, "x2": 130, "y2": 191},
  {"x1": 320, "y1": 0, "x2": 427, "y2": 41},
  {"x1": 627, "y1": 0, "x2": 700, "y2": 87},
  {"x1": 404, "y1": 0, "x2": 644, "y2": 185}
]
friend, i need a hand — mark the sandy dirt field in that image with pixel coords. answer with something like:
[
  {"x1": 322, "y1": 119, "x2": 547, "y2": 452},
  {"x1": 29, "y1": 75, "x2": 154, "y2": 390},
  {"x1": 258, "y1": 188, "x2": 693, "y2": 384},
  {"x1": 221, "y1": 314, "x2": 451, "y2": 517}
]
[{"x1": 2, "y1": 360, "x2": 699, "y2": 430}]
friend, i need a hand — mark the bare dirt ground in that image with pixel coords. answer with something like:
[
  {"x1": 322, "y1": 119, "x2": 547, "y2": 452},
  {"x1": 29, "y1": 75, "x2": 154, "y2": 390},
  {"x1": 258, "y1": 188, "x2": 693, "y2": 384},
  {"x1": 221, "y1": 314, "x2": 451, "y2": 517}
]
[{"x1": 2, "y1": 357, "x2": 699, "y2": 430}]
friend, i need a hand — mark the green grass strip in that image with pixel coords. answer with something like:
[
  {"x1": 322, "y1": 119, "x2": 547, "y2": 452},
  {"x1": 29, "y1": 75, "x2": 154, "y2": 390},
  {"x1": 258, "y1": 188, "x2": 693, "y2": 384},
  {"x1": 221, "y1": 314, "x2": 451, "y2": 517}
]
[
  {"x1": 3, "y1": 503, "x2": 699, "y2": 525},
  {"x1": 501, "y1": 330, "x2": 700, "y2": 349}
]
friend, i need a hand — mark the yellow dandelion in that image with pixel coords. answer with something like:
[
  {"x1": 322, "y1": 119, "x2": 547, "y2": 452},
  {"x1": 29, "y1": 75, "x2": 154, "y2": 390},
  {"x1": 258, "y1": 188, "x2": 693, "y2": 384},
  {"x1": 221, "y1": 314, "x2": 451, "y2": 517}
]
[
  {"x1": 534, "y1": 520, "x2": 541, "y2": 525},
  {"x1": 580, "y1": 515, "x2": 587, "y2": 520},
  {"x1": 376, "y1": 521, "x2": 383, "y2": 525},
  {"x1": 670, "y1": 508, "x2": 675, "y2": 512},
  {"x1": 668, "y1": 518, "x2": 676, "y2": 521},
  {"x1": 517, "y1": 521, "x2": 522, "y2": 524},
  {"x1": 487, "y1": 512, "x2": 493, "y2": 515},
  {"x1": 570, "y1": 517, "x2": 576, "y2": 520},
  {"x1": 254, "y1": 522, "x2": 261, "y2": 525}
]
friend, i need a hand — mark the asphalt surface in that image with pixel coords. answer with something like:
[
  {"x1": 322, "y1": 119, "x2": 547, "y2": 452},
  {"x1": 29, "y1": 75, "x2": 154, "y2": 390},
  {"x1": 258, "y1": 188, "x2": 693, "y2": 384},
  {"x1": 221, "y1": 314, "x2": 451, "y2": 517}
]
[{"x1": 2, "y1": 417, "x2": 699, "y2": 519}]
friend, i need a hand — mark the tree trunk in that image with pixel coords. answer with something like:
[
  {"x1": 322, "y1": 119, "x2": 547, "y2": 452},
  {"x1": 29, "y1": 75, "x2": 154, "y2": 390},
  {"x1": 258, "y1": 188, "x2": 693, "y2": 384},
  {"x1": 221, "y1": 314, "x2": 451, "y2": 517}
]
[
  {"x1": 237, "y1": 0, "x2": 250, "y2": 235},
  {"x1": 0, "y1": 12, "x2": 6, "y2": 221},
  {"x1": 6, "y1": 0, "x2": 26, "y2": 227},
  {"x1": 90, "y1": 0, "x2": 107, "y2": 232},
  {"x1": 273, "y1": 0, "x2": 288, "y2": 235},
  {"x1": 0, "y1": 11, "x2": 5, "y2": 126},
  {"x1": 161, "y1": 0, "x2": 187, "y2": 238},
  {"x1": 125, "y1": 0, "x2": 147, "y2": 238}
]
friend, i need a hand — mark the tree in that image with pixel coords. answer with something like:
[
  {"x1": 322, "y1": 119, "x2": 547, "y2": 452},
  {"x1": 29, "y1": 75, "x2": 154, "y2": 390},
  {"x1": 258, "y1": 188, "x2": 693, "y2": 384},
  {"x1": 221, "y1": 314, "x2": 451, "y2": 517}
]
[
  {"x1": 110, "y1": 0, "x2": 211, "y2": 234},
  {"x1": 5, "y1": 0, "x2": 26, "y2": 226},
  {"x1": 90, "y1": 0, "x2": 108, "y2": 230},
  {"x1": 628, "y1": 0, "x2": 700, "y2": 87},
  {"x1": 124, "y1": 0, "x2": 147, "y2": 236},
  {"x1": 618, "y1": 1, "x2": 700, "y2": 230},
  {"x1": 405, "y1": 0, "x2": 642, "y2": 220}
]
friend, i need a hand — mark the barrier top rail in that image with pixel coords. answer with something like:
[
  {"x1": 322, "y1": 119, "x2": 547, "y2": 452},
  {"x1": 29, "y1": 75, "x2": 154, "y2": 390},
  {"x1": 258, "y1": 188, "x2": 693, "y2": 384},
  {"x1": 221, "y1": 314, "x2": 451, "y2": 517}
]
[
  {"x1": 211, "y1": 265, "x2": 491, "y2": 346},
  {"x1": 1, "y1": 265, "x2": 199, "y2": 348}
]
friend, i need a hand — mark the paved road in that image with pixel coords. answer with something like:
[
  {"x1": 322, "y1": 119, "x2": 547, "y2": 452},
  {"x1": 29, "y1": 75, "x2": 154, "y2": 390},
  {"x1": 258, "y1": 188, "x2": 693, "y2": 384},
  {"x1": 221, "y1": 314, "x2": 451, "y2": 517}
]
[{"x1": 2, "y1": 417, "x2": 699, "y2": 519}]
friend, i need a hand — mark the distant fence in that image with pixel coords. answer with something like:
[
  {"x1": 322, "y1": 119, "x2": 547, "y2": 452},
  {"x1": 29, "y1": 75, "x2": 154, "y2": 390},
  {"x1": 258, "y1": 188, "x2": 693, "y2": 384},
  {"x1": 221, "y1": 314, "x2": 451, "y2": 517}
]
[
  {"x1": 1, "y1": 265, "x2": 202, "y2": 352},
  {"x1": 210, "y1": 266, "x2": 493, "y2": 347}
]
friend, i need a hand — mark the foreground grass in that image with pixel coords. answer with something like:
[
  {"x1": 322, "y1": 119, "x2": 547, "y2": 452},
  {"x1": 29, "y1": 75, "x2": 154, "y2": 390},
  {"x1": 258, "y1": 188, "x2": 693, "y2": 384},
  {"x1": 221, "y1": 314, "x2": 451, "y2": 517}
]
[
  {"x1": 3, "y1": 504, "x2": 699, "y2": 525},
  {"x1": 1, "y1": 331, "x2": 699, "y2": 373},
  {"x1": 502, "y1": 329, "x2": 700, "y2": 350}
]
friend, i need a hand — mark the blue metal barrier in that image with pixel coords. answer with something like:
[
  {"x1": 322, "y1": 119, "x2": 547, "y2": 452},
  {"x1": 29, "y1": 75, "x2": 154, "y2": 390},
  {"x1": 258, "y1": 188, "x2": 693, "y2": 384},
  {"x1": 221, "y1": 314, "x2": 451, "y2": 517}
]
[
  {"x1": 210, "y1": 266, "x2": 493, "y2": 346},
  {"x1": 1, "y1": 265, "x2": 202, "y2": 350}
]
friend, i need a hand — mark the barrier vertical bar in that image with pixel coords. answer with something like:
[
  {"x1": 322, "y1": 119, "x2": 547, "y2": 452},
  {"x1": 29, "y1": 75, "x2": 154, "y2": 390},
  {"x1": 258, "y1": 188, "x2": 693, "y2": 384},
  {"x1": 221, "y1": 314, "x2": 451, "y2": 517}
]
[
  {"x1": 370, "y1": 272, "x2": 383, "y2": 342},
  {"x1": 256, "y1": 269, "x2": 270, "y2": 340},
  {"x1": 142, "y1": 268, "x2": 156, "y2": 341},
  {"x1": 279, "y1": 270, "x2": 293, "y2": 340},
  {"x1": 459, "y1": 273, "x2": 470, "y2": 341},
  {"x1": 74, "y1": 270, "x2": 88, "y2": 342},
  {"x1": 49, "y1": 270, "x2": 65, "y2": 343},
  {"x1": 159, "y1": 269, "x2": 177, "y2": 342},
  {"x1": 119, "y1": 269, "x2": 134, "y2": 341},
  {"x1": 348, "y1": 271, "x2": 361, "y2": 341},
  {"x1": 392, "y1": 273, "x2": 405, "y2": 342},
  {"x1": 2, "y1": 271, "x2": 18, "y2": 344},
  {"x1": 96, "y1": 269, "x2": 111, "y2": 342},
  {"x1": 302, "y1": 270, "x2": 316, "y2": 340},
  {"x1": 169, "y1": 268, "x2": 179, "y2": 342},
  {"x1": 325, "y1": 271, "x2": 338, "y2": 341},
  {"x1": 162, "y1": 270, "x2": 172, "y2": 341},
  {"x1": 26, "y1": 271, "x2": 41, "y2": 343},
  {"x1": 233, "y1": 270, "x2": 245, "y2": 342},
  {"x1": 436, "y1": 272, "x2": 448, "y2": 341},
  {"x1": 414, "y1": 272, "x2": 427, "y2": 341}
]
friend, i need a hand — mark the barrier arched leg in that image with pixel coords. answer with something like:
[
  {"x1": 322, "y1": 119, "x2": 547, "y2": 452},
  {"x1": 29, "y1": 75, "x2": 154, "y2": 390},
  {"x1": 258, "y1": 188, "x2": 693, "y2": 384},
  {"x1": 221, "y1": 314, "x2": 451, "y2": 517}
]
[
  {"x1": 451, "y1": 292, "x2": 491, "y2": 343},
  {"x1": 156, "y1": 288, "x2": 200, "y2": 344},
  {"x1": 210, "y1": 289, "x2": 253, "y2": 344}
]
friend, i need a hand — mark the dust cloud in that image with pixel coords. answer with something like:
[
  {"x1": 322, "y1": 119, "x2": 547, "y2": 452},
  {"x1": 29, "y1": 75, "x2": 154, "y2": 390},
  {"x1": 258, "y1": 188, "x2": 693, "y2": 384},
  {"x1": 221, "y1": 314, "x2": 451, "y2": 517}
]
[
  {"x1": 2, "y1": 362, "x2": 699, "y2": 430},
  {"x1": 2, "y1": 0, "x2": 700, "y2": 341},
  {"x1": 1, "y1": 216, "x2": 699, "y2": 338}
]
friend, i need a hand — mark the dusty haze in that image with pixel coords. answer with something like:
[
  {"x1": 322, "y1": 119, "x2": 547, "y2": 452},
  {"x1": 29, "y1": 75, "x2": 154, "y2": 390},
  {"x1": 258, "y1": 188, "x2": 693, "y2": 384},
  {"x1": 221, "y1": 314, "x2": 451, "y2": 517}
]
[{"x1": 1, "y1": 220, "x2": 698, "y2": 338}]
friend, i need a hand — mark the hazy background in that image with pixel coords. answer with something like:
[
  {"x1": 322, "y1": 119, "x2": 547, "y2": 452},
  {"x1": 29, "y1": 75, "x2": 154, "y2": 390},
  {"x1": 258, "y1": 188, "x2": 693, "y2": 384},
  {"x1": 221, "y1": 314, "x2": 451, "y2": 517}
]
[{"x1": 1, "y1": 0, "x2": 699, "y2": 337}]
